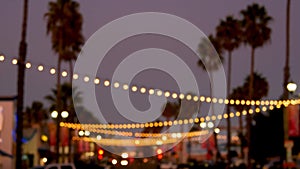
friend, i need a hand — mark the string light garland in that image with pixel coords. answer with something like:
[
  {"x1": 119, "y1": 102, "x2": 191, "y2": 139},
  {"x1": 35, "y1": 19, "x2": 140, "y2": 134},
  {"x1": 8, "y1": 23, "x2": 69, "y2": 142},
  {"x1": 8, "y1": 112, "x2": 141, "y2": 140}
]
[
  {"x1": 60, "y1": 103, "x2": 281, "y2": 131},
  {"x1": 61, "y1": 122, "x2": 209, "y2": 138},
  {"x1": 72, "y1": 133, "x2": 238, "y2": 146},
  {"x1": 72, "y1": 136, "x2": 179, "y2": 146},
  {"x1": 1, "y1": 54, "x2": 300, "y2": 107}
]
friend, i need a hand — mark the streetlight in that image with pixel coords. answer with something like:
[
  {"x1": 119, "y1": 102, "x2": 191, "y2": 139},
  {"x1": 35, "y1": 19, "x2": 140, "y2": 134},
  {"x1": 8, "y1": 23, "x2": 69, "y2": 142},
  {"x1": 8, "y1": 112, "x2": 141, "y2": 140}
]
[
  {"x1": 287, "y1": 82, "x2": 297, "y2": 93},
  {"x1": 51, "y1": 110, "x2": 69, "y2": 119}
]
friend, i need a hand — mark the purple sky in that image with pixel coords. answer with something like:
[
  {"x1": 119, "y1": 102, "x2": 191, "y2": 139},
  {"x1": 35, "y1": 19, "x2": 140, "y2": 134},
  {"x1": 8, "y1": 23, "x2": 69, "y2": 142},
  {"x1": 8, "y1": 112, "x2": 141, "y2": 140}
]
[{"x1": 0, "y1": 0, "x2": 300, "y2": 115}]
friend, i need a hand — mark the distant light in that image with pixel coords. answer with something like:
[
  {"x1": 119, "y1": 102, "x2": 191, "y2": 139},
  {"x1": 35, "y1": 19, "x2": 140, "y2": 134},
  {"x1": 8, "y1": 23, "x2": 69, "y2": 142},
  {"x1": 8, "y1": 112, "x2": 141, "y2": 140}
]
[
  {"x1": 12, "y1": 58, "x2": 18, "y2": 65},
  {"x1": 176, "y1": 133, "x2": 182, "y2": 138},
  {"x1": 156, "y1": 140, "x2": 163, "y2": 145},
  {"x1": 162, "y1": 135, "x2": 167, "y2": 141},
  {"x1": 42, "y1": 157, "x2": 47, "y2": 163},
  {"x1": 37, "y1": 65, "x2": 44, "y2": 71},
  {"x1": 172, "y1": 93, "x2": 178, "y2": 99},
  {"x1": 96, "y1": 135, "x2": 102, "y2": 140},
  {"x1": 156, "y1": 148, "x2": 162, "y2": 154},
  {"x1": 61, "y1": 111, "x2": 69, "y2": 118},
  {"x1": 41, "y1": 135, "x2": 48, "y2": 142},
  {"x1": 25, "y1": 62, "x2": 31, "y2": 68},
  {"x1": 207, "y1": 122, "x2": 214, "y2": 128},
  {"x1": 200, "y1": 122, "x2": 206, "y2": 129},
  {"x1": 51, "y1": 110, "x2": 58, "y2": 118},
  {"x1": 121, "y1": 152, "x2": 129, "y2": 158},
  {"x1": 214, "y1": 128, "x2": 220, "y2": 134},
  {"x1": 112, "y1": 159, "x2": 117, "y2": 165},
  {"x1": 94, "y1": 78, "x2": 100, "y2": 84},
  {"x1": 61, "y1": 71, "x2": 68, "y2": 77},
  {"x1": 84, "y1": 130, "x2": 90, "y2": 136},
  {"x1": 78, "y1": 130, "x2": 84, "y2": 137},
  {"x1": 120, "y1": 160, "x2": 128, "y2": 166},
  {"x1": 50, "y1": 68, "x2": 56, "y2": 75}
]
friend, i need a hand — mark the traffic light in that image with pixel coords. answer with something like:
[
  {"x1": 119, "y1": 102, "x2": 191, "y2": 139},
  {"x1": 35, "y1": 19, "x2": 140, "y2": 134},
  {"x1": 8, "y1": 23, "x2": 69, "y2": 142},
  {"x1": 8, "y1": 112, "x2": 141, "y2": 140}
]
[
  {"x1": 98, "y1": 148, "x2": 104, "y2": 160},
  {"x1": 156, "y1": 148, "x2": 163, "y2": 160}
]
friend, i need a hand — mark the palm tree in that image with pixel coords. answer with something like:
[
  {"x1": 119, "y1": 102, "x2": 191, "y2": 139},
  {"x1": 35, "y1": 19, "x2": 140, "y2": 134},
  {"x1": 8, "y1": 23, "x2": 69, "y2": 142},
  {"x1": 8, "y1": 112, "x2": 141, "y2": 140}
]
[
  {"x1": 283, "y1": 0, "x2": 291, "y2": 100},
  {"x1": 44, "y1": 0, "x2": 83, "y2": 162},
  {"x1": 24, "y1": 101, "x2": 48, "y2": 128},
  {"x1": 16, "y1": 0, "x2": 29, "y2": 168},
  {"x1": 45, "y1": 82, "x2": 81, "y2": 162},
  {"x1": 240, "y1": 3, "x2": 272, "y2": 166},
  {"x1": 198, "y1": 34, "x2": 224, "y2": 160},
  {"x1": 216, "y1": 15, "x2": 242, "y2": 158},
  {"x1": 230, "y1": 72, "x2": 269, "y2": 158}
]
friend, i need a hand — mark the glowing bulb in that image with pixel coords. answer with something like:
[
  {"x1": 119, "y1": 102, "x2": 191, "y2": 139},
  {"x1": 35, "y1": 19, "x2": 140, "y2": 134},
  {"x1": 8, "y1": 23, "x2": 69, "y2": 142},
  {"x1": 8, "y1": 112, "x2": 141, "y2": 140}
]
[
  {"x1": 50, "y1": 68, "x2": 56, "y2": 75},
  {"x1": 193, "y1": 96, "x2": 199, "y2": 102},
  {"x1": 94, "y1": 78, "x2": 100, "y2": 84},
  {"x1": 0, "y1": 55, "x2": 4, "y2": 61},
  {"x1": 104, "y1": 80, "x2": 110, "y2": 86},
  {"x1": 140, "y1": 87, "x2": 146, "y2": 93},
  {"x1": 207, "y1": 122, "x2": 214, "y2": 128},
  {"x1": 84, "y1": 130, "x2": 90, "y2": 136},
  {"x1": 112, "y1": 159, "x2": 117, "y2": 165},
  {"x1": 156, "y1": 90, "x2": 162, "y2": 96},
  {"x1": 61, "y1": 111, "x2": 69, "y2": 118},
  {"x1": 25, "y1": 62, "x2": 31, "y2": 68},
  {"x1": 12, "y1": 58, "x2": 18, "y2": 65},
  {"x1": 123, "y1": 84, "x2": 129, "y2": 90},
  {"x1": 200, "y1": 122, "x2": 206, "y2": 128},
  {"x1": 214, "y1": 128, "x2": 220, "y2": 134},
  {"x1": 132, "y1": 86, "x2": 138, "y2": 92},
  {"x1": 96, "y1": 135, "x2": 102, "y2": 140},
  {"x1": 179, "y1": 94, "x2": 185, "y2": 99},
  {"x1": 114, "y1": 82, "x2": 120, "y2": 88},
  {"x1": 186, "y1": 95, "x2": 192, "y2": 100},
  {"x1": 73, "y1": 73, "x2": 78, "y2": 80},
  {"x1": 164, "y1": 91, "x2": 170, "y2": 97},
  {"x1": 37, "y1": 65, "x2": 44, "y2": 72},
  {"x1": 172, "y1": 93, "x2": 178, "y2": 99},
  {"x1": 149, "y1": 89, "x2": 154, "y2": 95},
  {"x1": 51, "y1": 110, "x2": 58, "y2": 118},
  {"x1": 84, "y1": 76, "x2": 90, "y2": 82},
  {"x1": 62, "y1": 71, "x2": 68, "y2": 77}
]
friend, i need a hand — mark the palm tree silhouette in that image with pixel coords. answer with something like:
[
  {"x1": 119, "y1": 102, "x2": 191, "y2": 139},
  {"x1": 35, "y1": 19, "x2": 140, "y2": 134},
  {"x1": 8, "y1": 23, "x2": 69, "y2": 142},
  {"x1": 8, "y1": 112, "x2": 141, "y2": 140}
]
[
  {"x1": 44, "y1": 0, "x2": 84, "y2": 162},
  {"x1": 216, "y1": 15, "x2": 242, "y2": 159},
  {"x1": 240, "y1": 3, "x2": 272, "y2": 166}
]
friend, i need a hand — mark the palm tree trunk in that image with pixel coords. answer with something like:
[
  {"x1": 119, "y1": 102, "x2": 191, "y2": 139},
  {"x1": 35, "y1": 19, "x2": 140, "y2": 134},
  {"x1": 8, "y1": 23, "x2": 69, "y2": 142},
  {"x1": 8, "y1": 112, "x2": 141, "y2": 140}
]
[
  {"x1": 283, "y1": 0, "x2": 290, "y2": 100},
  {"x1": 247, "y1": 47, "x2": 255, "y2": 168},
  {"x1": 56, "y1": 27, "x2": 63, "y2": 162},
  {"x1": 16, "y1": 0, "x2": 28, "y2": 168},
  {"x1": 69, "y1": 60, "x2": 73, "y2": 83},
  {"x1": 283, "y1": 0, "x2": 291, "y2": 163},
  {"x1": 227, "y1": 51, "x2": 232, "y2": 162}
]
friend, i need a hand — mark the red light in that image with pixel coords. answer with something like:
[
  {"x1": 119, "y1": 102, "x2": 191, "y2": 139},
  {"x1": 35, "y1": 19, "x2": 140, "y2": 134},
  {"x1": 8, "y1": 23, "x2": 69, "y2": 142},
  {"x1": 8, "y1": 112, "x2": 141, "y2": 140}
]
[
  {"x1": 98, "y1": 155, "x2": 103, "y2": 160},
  {"x1": 157, "y1": 154, "x2": 163, "y2": 160}
]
